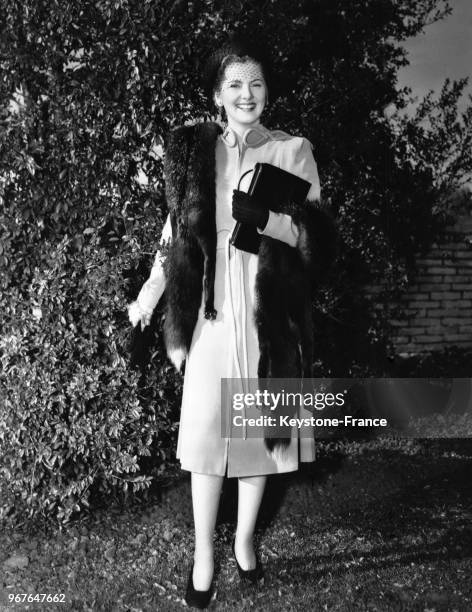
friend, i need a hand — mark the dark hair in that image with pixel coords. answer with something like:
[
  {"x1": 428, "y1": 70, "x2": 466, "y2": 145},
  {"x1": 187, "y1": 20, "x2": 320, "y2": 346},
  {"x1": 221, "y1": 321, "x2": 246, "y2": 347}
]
[{"x1": 201, "y1": 33, "x2": 274, "y2": 104}]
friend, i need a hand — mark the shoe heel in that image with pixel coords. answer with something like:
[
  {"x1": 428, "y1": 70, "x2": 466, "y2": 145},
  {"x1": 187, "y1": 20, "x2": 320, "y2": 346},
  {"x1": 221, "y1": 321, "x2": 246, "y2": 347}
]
[
  {"x1": 232, "y1": 538, "x2": 264, "y2": 584},
  {"x1": 185, "y1": 562, "x2": 213, "y2": 609}
]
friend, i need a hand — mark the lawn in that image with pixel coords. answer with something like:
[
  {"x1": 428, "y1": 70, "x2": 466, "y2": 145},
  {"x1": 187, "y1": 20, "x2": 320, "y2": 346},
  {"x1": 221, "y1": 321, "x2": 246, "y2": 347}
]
[{"x1": 1, "y1": 438, "x2": 471, "y2": 611}]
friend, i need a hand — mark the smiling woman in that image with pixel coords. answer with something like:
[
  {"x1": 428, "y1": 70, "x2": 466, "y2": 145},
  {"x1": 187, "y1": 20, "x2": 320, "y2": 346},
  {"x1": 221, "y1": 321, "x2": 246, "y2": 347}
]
[
  {"x1": 127, "y1": 33, "x2": 336, "y2": 608},
  {"x1": 214, "y1": 59, "x2": 268, "y2": 128}
]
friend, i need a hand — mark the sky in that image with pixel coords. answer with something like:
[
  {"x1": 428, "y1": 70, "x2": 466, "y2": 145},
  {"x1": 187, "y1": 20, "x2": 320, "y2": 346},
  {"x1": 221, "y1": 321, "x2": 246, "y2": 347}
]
[{"x1": 397, "y1": 0, "x2": 472, "y2": 114}]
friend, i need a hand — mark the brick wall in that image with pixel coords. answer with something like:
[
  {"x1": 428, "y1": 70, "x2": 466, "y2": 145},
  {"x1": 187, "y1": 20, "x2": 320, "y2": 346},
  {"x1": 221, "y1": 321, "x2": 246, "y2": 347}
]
[{"x1": 392, "y1": 214, "x2": 472, "y2": 355}]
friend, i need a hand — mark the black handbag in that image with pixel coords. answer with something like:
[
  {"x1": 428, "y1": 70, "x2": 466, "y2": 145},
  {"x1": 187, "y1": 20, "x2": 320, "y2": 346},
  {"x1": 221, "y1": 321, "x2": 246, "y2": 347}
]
[{"x1": 230, "y1": 163, "x2": 311, "y2": 254}]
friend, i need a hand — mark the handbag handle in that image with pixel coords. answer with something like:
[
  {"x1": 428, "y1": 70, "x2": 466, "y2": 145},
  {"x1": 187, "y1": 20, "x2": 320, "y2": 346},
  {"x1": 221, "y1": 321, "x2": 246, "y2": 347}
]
[{"x1": 237, "y1": 168, "x2": 254, "y2": 191}]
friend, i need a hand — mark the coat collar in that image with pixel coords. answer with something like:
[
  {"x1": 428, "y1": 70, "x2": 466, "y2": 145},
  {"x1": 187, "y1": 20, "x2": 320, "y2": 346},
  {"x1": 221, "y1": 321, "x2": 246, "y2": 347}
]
[{"x1": 221, "y1": 124, "x2": 271, "y2": 148}]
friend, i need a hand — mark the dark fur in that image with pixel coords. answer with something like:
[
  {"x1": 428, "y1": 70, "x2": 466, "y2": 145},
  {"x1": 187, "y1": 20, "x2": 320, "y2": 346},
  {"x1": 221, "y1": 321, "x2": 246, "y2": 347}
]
[
  {"x1": 163, "y1": 122, "x2": 337, "y2": 454},
  {"x1": 163, "y1": 122, "x2": 221, "y2": 355}
]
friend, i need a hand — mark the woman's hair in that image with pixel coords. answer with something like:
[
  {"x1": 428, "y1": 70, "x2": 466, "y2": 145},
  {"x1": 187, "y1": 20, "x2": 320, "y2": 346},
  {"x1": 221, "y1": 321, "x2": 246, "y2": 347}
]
[{"x1": 201, "y1": 33, "x2": 273, "y2": 104}]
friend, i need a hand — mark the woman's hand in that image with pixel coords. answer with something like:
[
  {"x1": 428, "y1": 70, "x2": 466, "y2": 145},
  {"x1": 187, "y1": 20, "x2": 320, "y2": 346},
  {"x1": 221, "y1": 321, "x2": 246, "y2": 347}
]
[
  {"x1": 232, "y1": 190, "x2": 269, "y2": 230},
  {"x1": 128, "y1": 301, "x2": 152, "y2": 331}
]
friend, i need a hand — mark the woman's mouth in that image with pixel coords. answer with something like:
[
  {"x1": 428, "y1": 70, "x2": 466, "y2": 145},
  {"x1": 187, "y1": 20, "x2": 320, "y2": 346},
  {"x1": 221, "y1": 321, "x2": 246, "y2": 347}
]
[{"x1": 237, "y1": 104, "x2": 256, "y2": 111}]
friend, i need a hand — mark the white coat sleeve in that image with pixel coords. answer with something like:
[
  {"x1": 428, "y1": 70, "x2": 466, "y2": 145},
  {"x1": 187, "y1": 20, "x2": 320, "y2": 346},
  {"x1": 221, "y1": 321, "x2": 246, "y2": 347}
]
[
  {"x1": 257, "y1": 137, "x2": 321, "y2": 248},
  {"x1": 128, "y1": 214, "x2": 172, "y2": 325},
  {"x1": 287, "y1": 137, "x2": 321, "y2": 202},
  {"x1": 257, "y1": 211, "x2": 299, "y2": 247}
]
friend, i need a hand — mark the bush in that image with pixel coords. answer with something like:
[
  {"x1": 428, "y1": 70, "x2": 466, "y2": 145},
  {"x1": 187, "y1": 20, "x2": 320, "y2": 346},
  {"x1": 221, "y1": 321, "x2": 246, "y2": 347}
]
[
  {"x1": 0, "y1": 232, "x2": 180, "y2": 524},
  {"x1": 392, "y1": 346, "x2": 472, "y2": 377}
]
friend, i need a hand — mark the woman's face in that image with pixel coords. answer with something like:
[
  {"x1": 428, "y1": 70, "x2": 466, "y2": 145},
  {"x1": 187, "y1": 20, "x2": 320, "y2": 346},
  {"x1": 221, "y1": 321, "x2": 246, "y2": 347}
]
[{"x1": 214, "y1": 60, "x2": 267, "y2": 131}]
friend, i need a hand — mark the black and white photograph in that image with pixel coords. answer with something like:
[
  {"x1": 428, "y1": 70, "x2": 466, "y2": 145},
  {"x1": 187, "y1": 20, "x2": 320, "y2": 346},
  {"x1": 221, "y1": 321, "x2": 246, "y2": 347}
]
[{"x1": 1, "y1": 1, "x2": 471, "y2": 610}]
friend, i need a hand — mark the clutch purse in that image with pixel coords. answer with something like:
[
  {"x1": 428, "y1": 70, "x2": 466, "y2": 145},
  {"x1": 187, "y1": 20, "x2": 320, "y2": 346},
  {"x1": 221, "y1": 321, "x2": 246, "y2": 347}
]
[{"x1": 230, "y1": 163, "x2": 311, "y2": 255}]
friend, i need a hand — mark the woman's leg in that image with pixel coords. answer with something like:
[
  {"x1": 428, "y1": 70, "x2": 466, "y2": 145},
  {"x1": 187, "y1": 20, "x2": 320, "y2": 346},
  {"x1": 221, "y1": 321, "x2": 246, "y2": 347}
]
[
  {"x1": 191, "y1": 472, "x2": 224, "y2": 590},
  {"x1": 235, "y1": 475, "x2": 267, "y2": 569}
]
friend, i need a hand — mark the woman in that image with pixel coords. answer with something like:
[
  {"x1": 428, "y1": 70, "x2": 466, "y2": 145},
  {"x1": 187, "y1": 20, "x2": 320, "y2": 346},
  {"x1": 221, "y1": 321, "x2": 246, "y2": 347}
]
[{"x1": 128, "y1": 35, "x2": 336, "y2": 608}]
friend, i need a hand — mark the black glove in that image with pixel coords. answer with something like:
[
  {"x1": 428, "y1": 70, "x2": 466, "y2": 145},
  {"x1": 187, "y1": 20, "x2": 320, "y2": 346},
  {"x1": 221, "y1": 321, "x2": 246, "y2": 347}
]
[{"x1": 232, "y1": 190, "x2": 269, "y2": 230}]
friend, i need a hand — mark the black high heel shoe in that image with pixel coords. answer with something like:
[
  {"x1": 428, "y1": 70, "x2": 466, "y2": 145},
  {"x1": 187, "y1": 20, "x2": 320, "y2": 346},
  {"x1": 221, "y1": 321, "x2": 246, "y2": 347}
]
[
  {"x1": 184, "y1": 563, "x2": 213, "y2": 609},
  {"x1": 232, "y1": 538, "x2": 264, "y2": 584}
]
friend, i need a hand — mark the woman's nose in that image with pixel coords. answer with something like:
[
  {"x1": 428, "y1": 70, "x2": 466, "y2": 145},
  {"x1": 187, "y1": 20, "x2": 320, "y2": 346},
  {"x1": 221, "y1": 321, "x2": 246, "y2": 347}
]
[{"x1": 240, "y1": 83, "x2": 253, "y2": 98}]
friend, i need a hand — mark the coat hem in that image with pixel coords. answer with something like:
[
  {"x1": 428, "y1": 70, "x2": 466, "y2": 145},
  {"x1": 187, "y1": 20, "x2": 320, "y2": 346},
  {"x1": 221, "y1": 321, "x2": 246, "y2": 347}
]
[{"x1": 178, "y1": 461, "x2": 301, "y2": 478}]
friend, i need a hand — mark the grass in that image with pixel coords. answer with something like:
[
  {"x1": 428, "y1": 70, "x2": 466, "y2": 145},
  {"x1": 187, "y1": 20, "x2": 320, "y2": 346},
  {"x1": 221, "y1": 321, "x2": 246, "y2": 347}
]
[{"x1": 1, "y1": 437, "x2": 471, "y2": 611}]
